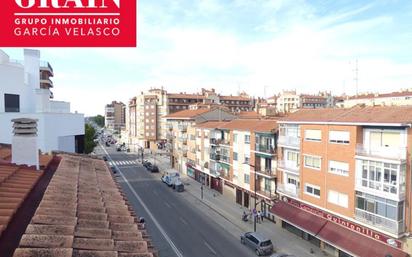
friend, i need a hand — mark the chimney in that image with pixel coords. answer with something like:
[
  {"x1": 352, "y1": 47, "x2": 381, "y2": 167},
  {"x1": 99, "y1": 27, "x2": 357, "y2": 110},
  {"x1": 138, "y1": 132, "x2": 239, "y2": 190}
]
[{"x1": 11, "y1": 118, "x2": 39, "y2": 170}]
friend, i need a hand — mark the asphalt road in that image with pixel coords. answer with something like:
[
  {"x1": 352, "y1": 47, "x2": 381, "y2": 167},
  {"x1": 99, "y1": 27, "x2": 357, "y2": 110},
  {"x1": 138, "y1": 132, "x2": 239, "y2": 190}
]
[{"x1": 96, "y1": 144, "x2": 252, "y2": 257}]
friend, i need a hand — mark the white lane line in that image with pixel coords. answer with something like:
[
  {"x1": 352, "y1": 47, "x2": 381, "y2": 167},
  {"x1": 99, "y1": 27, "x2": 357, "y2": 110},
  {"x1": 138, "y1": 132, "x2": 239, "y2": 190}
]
[
  {"x1": 179, "y1": 217, "x2": 188, "y2": 226},
  {"x1": 99, "y1": 143, "x2": 184, "y2": 257},
  {"x1": 204, "y1": 241, "x2": 217, "y2": 255},
  {"x1": 165, "y1": 202, "x2": 172, "y2": 208}
]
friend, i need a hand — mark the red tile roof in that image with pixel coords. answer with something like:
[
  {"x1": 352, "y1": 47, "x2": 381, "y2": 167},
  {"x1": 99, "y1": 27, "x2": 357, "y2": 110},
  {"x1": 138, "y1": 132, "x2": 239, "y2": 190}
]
[
  {"x1": 347, "y1": 90, "x2": 412, "y2": 100},
  {"x1": 219, "y1": 95, "x2": 251, "y2": 101},
  {"x1": 167, "y1": 93, "x2": 205, "y2": 99},
  {"x1": 9, "y1": 155, "x2": 156, "y2": 257},
  {"x1": 279, "y1": 105, "x2": 412, "y2": 125},
  {"x1": 163, "y1": 108, "x2": 211, "y2": 119},
  {"x1": 238, "y1": 111, "x2": 261, "y2": 119}
]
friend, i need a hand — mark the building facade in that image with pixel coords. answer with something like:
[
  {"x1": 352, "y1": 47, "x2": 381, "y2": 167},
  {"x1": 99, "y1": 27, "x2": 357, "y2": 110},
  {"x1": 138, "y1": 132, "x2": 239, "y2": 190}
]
[
  {"x1": 190, "y1": 119, "x2": 278, "y2": 214},
  {"x1": 343, "y1": 90, "x2": 412, "y2": 108},
  {"x1": 274, "y1": 106, "x2": 411, "y2": 257},
  {"x1": 0, "y1": 49, "x2": 84, "y2": 153},
  {"x1": 127, "y1": 88, "x2": 254, "y2": 151},
  {"x1": 105, "y1": 101, "x2": 126, "y2": 131}
]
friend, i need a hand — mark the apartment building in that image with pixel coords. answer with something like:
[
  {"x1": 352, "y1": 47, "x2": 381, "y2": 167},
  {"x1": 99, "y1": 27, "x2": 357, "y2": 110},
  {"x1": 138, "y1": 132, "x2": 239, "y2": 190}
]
[
  {"x1": 0, "y1": 49, "x2": 84, "y2": 153},
  {"x1": 164, "y1": 107, "x2": 236, "y2": 174},
  {"x1": 300, "y1": 92, "x2": 334, "y2": 109},
  {"x1": 274, "y1": 106, "x2": 411, "y2": 257},
  {"x1": 343, "y1": 90, "x2": 412, "y2": 108},
  {"x1": 277, "y1": 90, "x2": 300, "y2": 113},
  {"x1": 192, "y1": 119, "x2": 278, "y2": 214},
  {"x1": 127, "y1": 88, "x2": 254, "y2": 151},
  {"x1": 105, "y1": 101, "x2": 126, "y2": 131}
]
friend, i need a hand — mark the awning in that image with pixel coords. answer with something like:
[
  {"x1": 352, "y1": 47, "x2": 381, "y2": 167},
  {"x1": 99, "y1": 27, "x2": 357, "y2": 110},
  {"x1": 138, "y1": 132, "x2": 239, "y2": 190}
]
[
  {"x1": 270, "y1": 201, "x2": 409, "y2": 257},
  {"x1": 270, "y1": 201, "x2": 327, "y2": 235},
  {"x1": 318, "y1": 222, "x2": 408, "y2": 257}
]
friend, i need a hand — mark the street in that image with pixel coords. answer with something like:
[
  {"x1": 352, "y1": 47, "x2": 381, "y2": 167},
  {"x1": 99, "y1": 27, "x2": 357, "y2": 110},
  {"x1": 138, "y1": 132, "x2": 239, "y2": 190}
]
[{"x1": 95, "y1": 144, "x2": 253, "y2": 257}]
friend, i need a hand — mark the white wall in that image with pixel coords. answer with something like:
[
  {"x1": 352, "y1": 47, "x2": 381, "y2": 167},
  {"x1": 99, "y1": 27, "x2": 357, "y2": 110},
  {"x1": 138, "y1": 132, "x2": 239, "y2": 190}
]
[
  {"x1": 0, "y1": 112, "x2": 84, "y2": 152},
  {"x1": 58, "y1": 135, "x2": 75, "y2": 153}
]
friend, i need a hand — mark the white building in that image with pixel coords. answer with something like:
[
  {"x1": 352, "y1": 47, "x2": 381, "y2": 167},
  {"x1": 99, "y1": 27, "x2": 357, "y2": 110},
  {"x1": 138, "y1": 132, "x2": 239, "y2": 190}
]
[
  {"x1": 0, "y1": 49, "x2": 84, "y2": 153},
  {"x1": 276, "y1": 90, "x2": 300, "y2": 113}
]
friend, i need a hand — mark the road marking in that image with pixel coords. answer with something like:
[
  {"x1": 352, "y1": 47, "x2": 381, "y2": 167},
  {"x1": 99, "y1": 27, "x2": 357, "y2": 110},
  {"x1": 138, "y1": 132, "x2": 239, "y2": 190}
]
[
  {"x1": 204, "y1": 241, "x2": 217, "y2": 255},
  {"x1": 165, "y1": 202, "x2": 172, "y2": 208},
  {"x1": 99, "y1": 143, "x2": 184, "y2": 257},
  {"x1": 179, "y1": 217, "x2": 188, "y2": 226}
]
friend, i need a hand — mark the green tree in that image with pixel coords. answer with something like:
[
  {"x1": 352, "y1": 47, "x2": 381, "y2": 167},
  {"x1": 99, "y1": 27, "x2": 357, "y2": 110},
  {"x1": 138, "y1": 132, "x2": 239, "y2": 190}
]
[
  {"x1": 85, "y1": 124, "x2": 97, "y2": 154},
  {"x1": 92, "y1": 115, "x2": 105, "y2": 127}
]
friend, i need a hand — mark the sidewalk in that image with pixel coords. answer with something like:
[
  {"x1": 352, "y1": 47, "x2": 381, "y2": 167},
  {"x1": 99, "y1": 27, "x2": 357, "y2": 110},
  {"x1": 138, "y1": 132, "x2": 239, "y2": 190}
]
[{"x1": 150, "y1": 152, "x2": 326, "y2": 257}]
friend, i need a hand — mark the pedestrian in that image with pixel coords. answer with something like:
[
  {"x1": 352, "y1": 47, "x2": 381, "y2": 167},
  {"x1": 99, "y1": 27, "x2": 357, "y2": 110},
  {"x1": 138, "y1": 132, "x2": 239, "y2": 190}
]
[
  {"x1": 252, "y1": 208, "x2": 257, "y2": 223},
  {"x1": 257, "y1": 210, "x2": 262, "y2": 224},
  {"x1": 261, "y1": 210, "x2": 265, "y2": 223}
]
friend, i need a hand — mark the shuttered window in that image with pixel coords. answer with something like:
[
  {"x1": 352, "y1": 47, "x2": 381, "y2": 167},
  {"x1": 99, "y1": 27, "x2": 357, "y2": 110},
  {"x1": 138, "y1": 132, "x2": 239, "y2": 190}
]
[
  {"x1": 304, "y1": 129, "x2": 321, "y2": 141},
  {"x1": 329, "y1": 131, "x2": 350, "y2": 144}
]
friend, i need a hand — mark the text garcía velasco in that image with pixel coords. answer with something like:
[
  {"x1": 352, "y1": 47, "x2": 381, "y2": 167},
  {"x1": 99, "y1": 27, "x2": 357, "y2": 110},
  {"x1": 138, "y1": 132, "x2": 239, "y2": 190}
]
[
  {"x1": 14, "y1": 18, "x2": 120, "y2": 37},
  {"x1": 13, "y1": 0, "x2": 121, "y2": 37}
]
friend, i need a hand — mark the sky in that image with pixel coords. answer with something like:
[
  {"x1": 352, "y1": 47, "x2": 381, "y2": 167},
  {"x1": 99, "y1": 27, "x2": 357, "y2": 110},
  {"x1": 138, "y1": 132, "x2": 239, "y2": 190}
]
[{"x1": 3, "y1": 0, "x2": 412, "y2": 116}]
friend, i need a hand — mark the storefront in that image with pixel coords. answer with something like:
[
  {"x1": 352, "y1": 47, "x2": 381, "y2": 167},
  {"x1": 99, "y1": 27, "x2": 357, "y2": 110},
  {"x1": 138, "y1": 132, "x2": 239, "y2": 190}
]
[
  {"x1": 270, "y1": 197, "x2": 408, "y2": 257},
  {"x1": 186, "y1": 163, "x2": 222, "y2": 193}
]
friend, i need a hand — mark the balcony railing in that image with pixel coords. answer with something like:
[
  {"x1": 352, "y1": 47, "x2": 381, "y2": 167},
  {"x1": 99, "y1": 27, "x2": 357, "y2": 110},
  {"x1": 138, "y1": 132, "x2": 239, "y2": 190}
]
[
  {"x1": 178, "y1": 124, "x2": 187, "y2": 132},
  {"x1": 277, "y1": 183, "x2": 300, "y2": 198},
  {"x1": 210, "y1": 153, "x2": 220, "y2": 161},
  {"x1": 356, "y1": 144, "x2": 406, "y2": 160},
  {"x1": 255, "y1": 144, "x2": 276, "y2": 155},
  {"x1": 277, "y1": 160, "x2": 300, "y2": 174},
  {"x1": 256, "y1": 189, "x2": 276, "y2": 199},
  {"x1": 209, "y1": 138, "x2": 230, "y2": 145},
  {"x1": 278, "y1": 135, "x2": 300, "y2": 148},
  {"x1": 255, "y1": 167, "x2": 276, "y2": 178},
  {"x1": 219, "y1": 155, "x2": 230, "y2": 163},
  {"x1": 355, "y1": 209, "x2": 404, "y2": 235}
]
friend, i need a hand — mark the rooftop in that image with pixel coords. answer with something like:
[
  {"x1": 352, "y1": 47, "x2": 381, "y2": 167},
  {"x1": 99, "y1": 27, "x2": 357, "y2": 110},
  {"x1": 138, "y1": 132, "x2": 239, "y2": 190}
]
[
  {"x1": 163, "y1": 108, "x2": 211, "y2": 119},
  {"x1": 0, "y1": 152, "x2": 156, "y2": 257},
  {"x1": 197, "y1": 119, "x2": 277, "y2": 132},
  {"x1": 279, "y1": 105, "x2": 412, "y2": 125},
  {"x1": 347, "y1": 90, "x2": 412, "y2": 100}
]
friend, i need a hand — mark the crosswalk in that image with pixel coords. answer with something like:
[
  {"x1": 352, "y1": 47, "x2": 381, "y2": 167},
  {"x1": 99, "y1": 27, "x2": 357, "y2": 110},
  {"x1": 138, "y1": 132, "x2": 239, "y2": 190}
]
[{"x1": 108, "y1": 160, "x2": 139, "y2": 166}]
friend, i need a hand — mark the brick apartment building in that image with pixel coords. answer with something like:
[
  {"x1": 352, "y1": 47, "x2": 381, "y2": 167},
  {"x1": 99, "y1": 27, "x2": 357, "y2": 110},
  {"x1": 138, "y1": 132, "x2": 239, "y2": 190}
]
[
  {"x1": 274, "y1": 105, "x2": 411, "y2": 257},
  {"x1": 188, "y1": 119, "x2": 278, "y2": 214},
  {"x1": 105, "y1": 101, "x2": 126, "y2": 131},
  {"x1": 127, "y1": 88, "x2": 254, "y2": 151}
]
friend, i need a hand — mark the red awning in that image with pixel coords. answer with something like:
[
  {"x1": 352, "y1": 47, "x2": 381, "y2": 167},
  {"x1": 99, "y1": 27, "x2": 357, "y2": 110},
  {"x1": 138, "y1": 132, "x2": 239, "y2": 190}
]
[
  {"x1": 318, "y1": 222, "x2": 408, "y2": 257},
  {"x1": 270, "y1": 200, "x2": 327, "y2": 235}
]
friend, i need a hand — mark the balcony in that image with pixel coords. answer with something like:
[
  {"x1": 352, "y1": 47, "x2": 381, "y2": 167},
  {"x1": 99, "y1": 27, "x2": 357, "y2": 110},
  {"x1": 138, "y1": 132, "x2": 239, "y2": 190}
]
[
  {"x1": 167, "y1": 124, "x2": 173, "y2": 130},
  {"x1": 256, "y1": 189, "x2": 276, "y2": 199},
  {"x1": 356, "y1": 144, "x2": 406, "y2": 160},
  {"x1": 277, "y1": 160, "x2": 300, "y2": 175},
  {"x1": 178, "y1": 136, "x2": 188, "y2": 144},
  {"x1": 255, "y1": 167, "x2": 276, "y2": 178},
  {"x1": 355, "y1": 209, "x2": 404, "y2": 236},
  {"x1": 40, "y1": 78, "x2": 53, "y2": 88},
  {"x1": 278, "y1": 135, "x2": 300, "y2": 149},
  {"x1": 219, "y1": 155, "x2": 231, "y2": 164},
  {"x1": 210, "y1": 153, "x2": 220, "y2": 161},
  {"x1": 255, "y1": 144, "x2": 276, "y2": 155},
  {"x1": 40, "y1": 61, "x2": 54, "y2": 75},
  {"x1": 277, "y1": 183, "x2": 300, "y2": 198},
  {"x1": 178, "y1": 124, "x2": 187, "y2": 132},
  {"x1": 209, "y1": 138, "x2": 230, "y2": 146}
]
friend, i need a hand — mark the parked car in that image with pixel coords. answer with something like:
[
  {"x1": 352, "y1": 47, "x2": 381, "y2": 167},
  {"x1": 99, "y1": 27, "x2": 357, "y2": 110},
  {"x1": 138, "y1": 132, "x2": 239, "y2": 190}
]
[
  {"x1": 240, "y1": 232, "x2": 273, "y2": 256},
  {"x1": 149, "y1": 165, "x2": 159, "y2": 173},
  {"x1": 162, "y1": 171, "x2": 180, "y2": 186},
  {"x1": 145, "y1": 163, "x2": 153, "y2": 171},
  {"x1": 143, "y1": 160, "x2": 151, "y2": 168},
  {"x1": 102, "y1": 156, "x2": 108, "y2": 161}
]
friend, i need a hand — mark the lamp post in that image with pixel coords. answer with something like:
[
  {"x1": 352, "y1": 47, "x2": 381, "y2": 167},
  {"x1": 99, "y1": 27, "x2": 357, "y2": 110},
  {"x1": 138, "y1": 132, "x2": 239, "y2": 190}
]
[{"x1": 247, "y1": 163, "x2": 257, "y2": 232}]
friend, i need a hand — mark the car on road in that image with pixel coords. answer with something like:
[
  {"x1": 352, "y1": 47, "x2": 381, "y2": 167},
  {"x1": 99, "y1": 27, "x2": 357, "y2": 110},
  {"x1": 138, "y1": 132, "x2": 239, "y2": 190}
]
[
  {"x1": 143, "y1": 160, "x2": 151, "y2": 168},
  {"x1": 102, "y1": 156, "x2": 107, "y2": 161},
  {"x1": 148, "y1": 165, "x2": 159, "y2": 173},
  {"x1": 161, "y1": 171, "x2": 180, "y2": 186},
  {"x1": 145, "y1": 163, "x2": 153, "y2": 171},
  {"x1": 173, "y1": 180, "x2": 184, "y2": 192},
  {"x1": 240, "y1": 232, "x2": 273, "y2": 256},
  {"x1": 270, "y1": 253, "x2": 296, "y2": 257}
]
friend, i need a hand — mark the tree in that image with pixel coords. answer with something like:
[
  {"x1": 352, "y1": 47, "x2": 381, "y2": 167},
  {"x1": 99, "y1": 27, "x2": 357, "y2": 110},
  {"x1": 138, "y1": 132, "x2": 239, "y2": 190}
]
[
  {"x1": 92, "y1": 115, "x2": 105, "y2": 127},
  {"x1": 84, "y1": 124, "x2": 97, "y2": 154}
]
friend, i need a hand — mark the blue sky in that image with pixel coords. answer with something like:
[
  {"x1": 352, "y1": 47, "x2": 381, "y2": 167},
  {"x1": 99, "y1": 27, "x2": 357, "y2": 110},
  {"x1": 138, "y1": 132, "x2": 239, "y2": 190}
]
[{"x1": 4, "y1": 0, "x2": 412, "y2": 116}]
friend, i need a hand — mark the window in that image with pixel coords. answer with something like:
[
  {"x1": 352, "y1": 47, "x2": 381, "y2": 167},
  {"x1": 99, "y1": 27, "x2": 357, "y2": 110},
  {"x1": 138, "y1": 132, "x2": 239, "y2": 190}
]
[
  {"x1": 5, "y1": 94, "x2": 21, "y2": 112},
  {"x1": 244, "y1": 156, "x2": 250, "y2": 164},
  {"x1": 359, "y1": 160, "x2": 402, "y2": 195},
  {"x1": 304, "y1": 155, "x2": 321, "y2": 170},
  {"x1": 304, "y1": 129, "x2": 321, "y2": 141},
  {"x1": 286, "y1": 150, "x2": 299, "y2": 165},
  {"x1": 264, "y1": 178, "x2": 271, "y2": 191},
  {"x1": 233, "y1": 133, "x2": 238, "y2": 143},
  {"x1": 370, "y1": 130, "x2": 401, "y2": 148},
  {"x1": 305, "y1": 184, "x2": 320, "y2": 198},
  {"x1": 244, "y1": 135, "x2": 250, "y2": 144},
  {"x1": 328, "y1": 190, "x2": 348, "y2": 208},
  {"x1": 356, "y1": 192, "x2": 403, "y2": 223},
  {"x1": 329, "y1": 160, "x2": 349, "y2": 176},
  {"x1": 233, "y1": 152, "x2": 238, "y2": 161},
  {"x1": 244, "y1": 174, "x2": 250, "y2": 184},
  {"x1": 329, "y1": 131, "x2": 350, "y2": 144}
]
